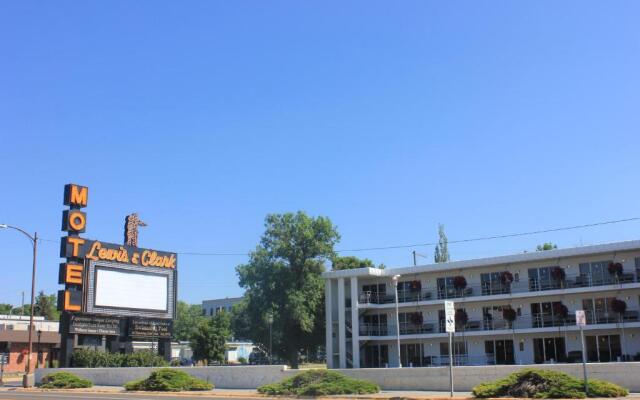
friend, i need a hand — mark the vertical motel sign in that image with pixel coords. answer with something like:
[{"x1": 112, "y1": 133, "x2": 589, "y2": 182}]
[{"x1": 57, "y1": 184, "x2": 89, "y2": 312}]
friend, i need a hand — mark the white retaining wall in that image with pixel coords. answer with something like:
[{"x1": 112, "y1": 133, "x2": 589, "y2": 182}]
[{"x1": 35, "y1": 362, "x2": 640, "y2": 392}]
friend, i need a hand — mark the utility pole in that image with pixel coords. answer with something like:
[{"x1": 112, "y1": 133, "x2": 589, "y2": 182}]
[{"x1": 0, "y1": 225, "x2": 38, "y2": 388}]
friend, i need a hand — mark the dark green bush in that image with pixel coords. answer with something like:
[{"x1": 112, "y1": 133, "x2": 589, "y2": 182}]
[
  {"x1": 71, "y1": 349, "x2": 168, "y2": 368},
  {"x1": 124, "y1": 369, "x2": 213, "y2": 391},
  {"x1": 258, "y1": 369, "x2": 379, "y2": 396},
  {"x1": 472, "y1": 368, "x2": 628, "y2": 398},
  {"x1": 39, "y1": 372, "x2": 92, "y2": 389}
]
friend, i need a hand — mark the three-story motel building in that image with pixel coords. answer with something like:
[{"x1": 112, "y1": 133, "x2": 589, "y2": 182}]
[{"x1": 323, "y1": 240, "x2": 640, "y2": 369}]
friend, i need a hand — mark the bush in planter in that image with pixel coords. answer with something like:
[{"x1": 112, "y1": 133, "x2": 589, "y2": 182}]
[
  {"x1": 455, "y1": 309, "x2": 468, "y2": 327},
  {"x1": 502, "y1": 307, "x2": 517, "y2": 322},
  {"x1": 125, "y1": 369, "x2": 213, "y2": 391},
  {"x1": 39, "y1": 372, "x2": 92, "y2": 389},
  {"x1": 472, "y1": 368, "x2": 628, "y2": 398},
  {"x1": 453, "y1": 276, "x2": 467, "y2": 290},
  {"x1": 553, "y1": 303, "x2": 569, "y2": 320},
  {"x1": 258, "y1": 370, "x2": 379, "y2": 396},
  {"x1": 501, "y1": 271, "x2": 514, "y2": 285},
  {"x1": 608, "y1": 262, "x2": 623, "y2": 277},
  {"x1": 611, "y1": 299, "x2": 627, "y2": 315},
  {"x1": 551, "y1": 266, "x2": 566, "y2": 281}
]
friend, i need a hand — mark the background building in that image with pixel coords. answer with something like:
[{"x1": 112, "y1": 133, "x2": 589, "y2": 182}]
[
  {"x1": 202, "y1": 297, "x2": 243, "y2": 316},
  {"x1": 323, "y1": 240, "x2": 640, "y2": 369},
  {"x1": 0, "y1": 315, "x2": 60, "y2": 373}
]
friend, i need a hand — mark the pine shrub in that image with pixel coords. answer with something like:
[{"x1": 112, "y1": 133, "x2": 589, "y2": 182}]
[{"x1": 258, "y1": 369, "x2": 379, "y2": 396}]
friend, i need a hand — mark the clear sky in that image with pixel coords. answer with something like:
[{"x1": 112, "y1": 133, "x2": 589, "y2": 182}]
[{"x1": 1, "y1": 2, "x2": 639, "y2": 306}]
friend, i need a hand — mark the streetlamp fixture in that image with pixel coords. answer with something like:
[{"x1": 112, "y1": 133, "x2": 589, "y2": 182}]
[
  {"x1": 0, "y1": 224, "x2": 38, "y2": 387},
  {"x1": 266, "y1": 312, "x2": 274, "y2": 365},
  {"x1": 392, "y1": 274, "x2": 402, "y2": 368}
]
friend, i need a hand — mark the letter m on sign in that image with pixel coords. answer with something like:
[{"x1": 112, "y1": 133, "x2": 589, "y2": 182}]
[{"x1": 64, "y1": 184, "x2": 88, "y2": 208}]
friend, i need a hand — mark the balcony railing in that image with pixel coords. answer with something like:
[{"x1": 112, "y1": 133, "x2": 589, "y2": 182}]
[
  {"x1": 359, "y1": 309, "x2": 639, "y2": 336},
  {"x1": 359, "y1": 272, "x2": 639, "y2": 305}
]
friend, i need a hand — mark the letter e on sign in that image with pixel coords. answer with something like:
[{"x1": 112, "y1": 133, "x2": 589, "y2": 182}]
[
  {"x1": 64, "y1": 184, "x2": 88, "y2": 208},
  {"x1": 65, "y1": 264, "x2": 83, "y2": 284}
]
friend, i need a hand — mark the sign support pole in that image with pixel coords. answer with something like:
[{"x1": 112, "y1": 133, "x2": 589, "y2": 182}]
[
  {"x1": 449, "y1": 331, "x2": 454, "y2": 397},
  {"x1": 580, "y1": 326, "x2": 588, "y2": 396}
]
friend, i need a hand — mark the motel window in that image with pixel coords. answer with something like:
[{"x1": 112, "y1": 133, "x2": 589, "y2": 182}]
[
  {"x1": 582, "y1": 297, "x2": 617, "y2": 324},
  {"x1": 533, "y1": 337, "x2": 566, "y2": 363},
  {"x1": 440, "y1": 341, "x2": 467, "y2": 365},
  {"x1": 585, "y1": 335, "x2": 621, "y2": 362},
  {"x1": 480, "y1": 272, "x2": 508, "y2": 295},
  {"x1": 635, "y1": 258, "x2": 640, "y2": 281},
  {"x1": 528, "y1": 266, "x2": 561, "y2": 291},
  {"x1": 578, "y1": 261, "x2": 613, "y2": 286},
  {"x1": 362, "y1": 283, "x2": 386, "y2": 295},
  {"x1": 485, "y1": 339, "x2": 514, "y2": 365}
]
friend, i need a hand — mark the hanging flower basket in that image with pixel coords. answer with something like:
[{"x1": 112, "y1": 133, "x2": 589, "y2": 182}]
[
  {"x1": 611, "y1": 299, "x2": 627, "y2": 315},
  {"x1": 608, "y1": 262, "x2": 623, "y2": 277},
  {"x1": 553, "y1": 303, "x2": 568, "y2": 319},
  {"x1": 551, "y1": 266, "x2": 566, "y2": 281},
  {"x1": 409, "y1": 280, "x2": 422, "y2": 292},
  {"x1": 502, "y1": 307, "x2": 517, "y2": 322},
  {"x1": 411, "y1": 312, "x2": 424, "y2": 326},
  {"x1": 453, "y1": 276, "x2": 467, "y2": 290},
  {"x1": 455, "y1": 309, "x2": 468, "y2": 326},
  {"x1": 501, "y1": 271, "x2": 514, "y2": 285}
]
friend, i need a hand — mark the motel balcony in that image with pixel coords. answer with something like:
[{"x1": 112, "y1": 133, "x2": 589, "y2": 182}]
[
  {"x1": 359, "y1": 273, "x2": 640, "y2": 305},
  {"x1": 359, "y1": 309, "x2": 639, "y2": 337}
]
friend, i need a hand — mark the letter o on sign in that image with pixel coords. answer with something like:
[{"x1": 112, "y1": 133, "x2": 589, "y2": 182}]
[{"x1": 69, "y1": 211, "x2": 86, "y2": 231}]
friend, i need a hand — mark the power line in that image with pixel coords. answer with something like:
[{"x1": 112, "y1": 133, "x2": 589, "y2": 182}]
[
  {"x1": 35, "y1": 216, "x2": 640, "y2": 256},
  {"x1": 337, "y1": 217, "x2": 640, "y2": 252}
]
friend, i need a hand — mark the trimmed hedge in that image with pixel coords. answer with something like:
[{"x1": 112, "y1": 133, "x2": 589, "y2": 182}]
[
  {"x1": 124, "y1": 369, "x2": 213, "y2": 391},
  {"x1": 472, "y1": 369, "x2": 628, "y2": 398},
  {"x1": 258, "y1": 369, "x2": 379, "y2": 396},
  {"x1": 71, "y1": 349, "x2": 168, "y2": 368},
  {"x1": 39, "y1": 372, "x2": 93, "y2": 389}
]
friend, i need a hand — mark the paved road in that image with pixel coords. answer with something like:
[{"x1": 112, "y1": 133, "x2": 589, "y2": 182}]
[{"x1": 0, "y1": 392, "x2": 265, "y2": 400}]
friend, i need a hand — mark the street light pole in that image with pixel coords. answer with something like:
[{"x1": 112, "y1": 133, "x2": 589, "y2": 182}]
[
  {"x1": 0, "y1": 224, "x2": 38, "y2": 388},
  {"x1": 266, "y1": 313, "x2": 273, "y2": 365},
  {"x1": 392, "y1": 275, "x2": 401, "y2": 368}
]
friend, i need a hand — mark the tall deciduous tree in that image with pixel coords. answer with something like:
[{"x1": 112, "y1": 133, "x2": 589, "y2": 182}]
[
  {"x1": 236, "y1": 212, "x2": 340, "y2": 368},
  {"x1": 34, "y1": 292, "x2": 59, "y2": 321},
  {"x1": 190, "y1": 311, "x2": 231, "y2": 365},
  {"x1": 434, "y1": 223, "x2": 450, "y2": 263},
  {"x1": 173, "y1": 301, "x2": 205, "y2": 342},
  {"x1": 0, "y1": 304, "x2": 13, "y2": 315},
  {"x1": 536, "y1": 243, "x2": 558, "y2": 251},
  {"x1": 332, "y1": 256, "x2": 375, "y2": 270}
]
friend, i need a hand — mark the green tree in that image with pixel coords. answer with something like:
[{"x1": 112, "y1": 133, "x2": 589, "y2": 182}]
[
  {"x1": 190, "y1": 312, "x2": 231, "y2": 365},
  {"x1": 236, "y1": 212, "x2": 340, "y2": 368},
  {"x1": 434, "y1": 223, "x2": 450, "y2": 263},
  {"x1": 536, "y1": 243, "x2": 558, "y2": 251},
  {"x1": 0, "y1": 304, "x2": 13, "y2": 315},
  {"x1": 331, "y1": 256, "x2": 374, "y2": 270},
  {"x1": 173, "y1": 301, "x2": 206, "y2": 342},
  {"x1": 34, "y1": 292, "x2": 60, "y2": 321},
  {"x1": 230, "y1": 300, "x2": 252, "y2": 341}
]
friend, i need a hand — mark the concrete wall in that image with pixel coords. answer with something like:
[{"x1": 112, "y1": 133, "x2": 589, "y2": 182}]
[{"x1": 35, "y1": 362, "x2": 640, "y2": 392}]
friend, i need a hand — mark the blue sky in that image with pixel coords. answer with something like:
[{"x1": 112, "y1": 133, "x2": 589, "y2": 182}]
[{"x1": 1, "y1": 2, "x2": 639, "y2": 306}]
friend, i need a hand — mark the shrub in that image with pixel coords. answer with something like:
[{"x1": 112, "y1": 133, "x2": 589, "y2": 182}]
[
  {"x1": 258, "y1": 369, "x2": 379, "y2": 396},
  {"x1": 472, "y1": 369, "x2": 628, "y2": 398},
  {"x1": 39, "y1": 372, "x2": 92, "y2": 389},
  {"x1": 125, "y1": 369, "x2": 213, "y2": 391},
  {"x1": 71, "y1": 349, "x2": 168, "y2": 368},
  {"x1": 237, "y1": 357, "x2": 248, "y2": 364}
]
